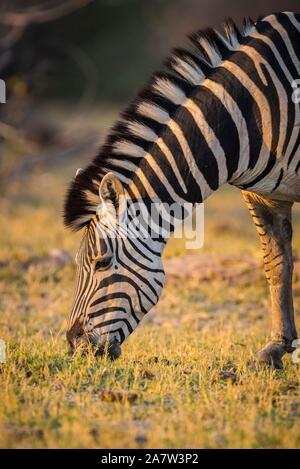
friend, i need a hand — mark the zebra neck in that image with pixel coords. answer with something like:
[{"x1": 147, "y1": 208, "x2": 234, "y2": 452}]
[{"x1": 126, "y1": 84, "x2": 246, "y2": 209}]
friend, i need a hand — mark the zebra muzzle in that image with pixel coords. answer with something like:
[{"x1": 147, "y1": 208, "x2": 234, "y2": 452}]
[{"x1": 67, "y1": 318, "x2": 121, "y2": 359}]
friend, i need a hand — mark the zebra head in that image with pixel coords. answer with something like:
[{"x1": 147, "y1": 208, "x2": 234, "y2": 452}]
[{"x1": 66, "y1": 172, "x2": 165, "y2": 358}]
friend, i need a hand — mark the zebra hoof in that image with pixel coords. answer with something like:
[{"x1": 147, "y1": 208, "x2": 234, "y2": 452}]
[{"x1": 256, "y1": 341, "x2": 286, "y2": 370}]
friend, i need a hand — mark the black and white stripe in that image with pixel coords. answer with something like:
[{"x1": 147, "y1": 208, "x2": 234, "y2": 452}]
[{"x1": 65, "y1": 12, "x2": 300, "y2": 350}]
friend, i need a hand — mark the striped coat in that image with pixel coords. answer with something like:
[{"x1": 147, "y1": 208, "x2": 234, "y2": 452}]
[{"x1": 64, "y1": 12, "x2": 300, "y2": 368}]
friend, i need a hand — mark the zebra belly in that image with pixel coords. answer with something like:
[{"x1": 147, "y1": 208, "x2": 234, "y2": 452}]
[{"x1": 251, "y1": 169, "x2": 300, "y2": 203}]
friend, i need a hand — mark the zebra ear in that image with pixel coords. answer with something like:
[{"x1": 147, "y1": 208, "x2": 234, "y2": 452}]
[
  {"x1": 99, "y1": 172, "x2": 125, "y2": 210},
  {"x1": 75, "y1": 168, "x2": 83, "y2": 178}
]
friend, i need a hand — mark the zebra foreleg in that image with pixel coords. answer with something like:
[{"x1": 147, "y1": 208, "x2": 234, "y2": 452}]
[{"x1": 242, "y1": 191, "x2": 298, "y2": 369}]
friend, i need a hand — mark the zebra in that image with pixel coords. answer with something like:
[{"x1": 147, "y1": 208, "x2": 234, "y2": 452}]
[{"x1": 64, "y1": 12, "x2": 300, "y2": 369}]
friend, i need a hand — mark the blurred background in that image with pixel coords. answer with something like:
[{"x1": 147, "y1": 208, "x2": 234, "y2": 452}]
[
  {"x1": 1, "y1": 0, "x2": 300, "y2": 450},
  {"x1": 1, "y1": 0, "x2": 300, "y2": 191}
]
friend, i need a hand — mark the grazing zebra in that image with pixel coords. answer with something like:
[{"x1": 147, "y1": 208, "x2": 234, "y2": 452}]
[{"x1": 64, "y1": 12, "x2": 300, "y2": 369}]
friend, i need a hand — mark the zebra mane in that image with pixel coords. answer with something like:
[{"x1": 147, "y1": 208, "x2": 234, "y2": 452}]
[{"x1": 64, "y1": 16, "x2": 256, "y2": 230}]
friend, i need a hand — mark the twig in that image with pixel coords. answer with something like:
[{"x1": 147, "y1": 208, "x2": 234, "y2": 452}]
[
  {"x1": 4, "y1": 134, "x2": 99, "y2": 181},
  {"x1": 1, "y1": 0, "x2": 94, "y2": 27},
  {"x1": 0, "y1": 121, "x2": 39, "y2": 154}
]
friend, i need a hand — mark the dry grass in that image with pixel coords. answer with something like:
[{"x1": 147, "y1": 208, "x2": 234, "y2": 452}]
[{"x1": 1, "y1": 151, "x2": 300, "y2": 449}]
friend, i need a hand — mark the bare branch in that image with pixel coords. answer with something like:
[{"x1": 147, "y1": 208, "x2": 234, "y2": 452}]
[
  {"x1": 1, "y1": 0, "x2": 94, "y2": 27},
  {"x1": 1, "y1": 133, "x2": 98, "y2": 185},
  {"x1": 0, "y1": 25, "x2": 25, "y2": 49},
  {"x1": 0, "y1": 121, "x2": 39, "y2": 154}
]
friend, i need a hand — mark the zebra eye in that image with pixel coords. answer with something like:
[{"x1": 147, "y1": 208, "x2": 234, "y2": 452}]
[{"x1": 94, "y1": 257, "x2": 112, "y2": 271}]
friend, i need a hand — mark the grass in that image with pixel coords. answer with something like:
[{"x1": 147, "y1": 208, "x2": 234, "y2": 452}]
[{"x1": 1, "y1": 147, "x2": 300, "y2": 449}]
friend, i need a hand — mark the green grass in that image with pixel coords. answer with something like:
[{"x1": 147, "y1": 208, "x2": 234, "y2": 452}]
[{"x1": 0, "y1": 153, "x2": 300, "y2": 449}]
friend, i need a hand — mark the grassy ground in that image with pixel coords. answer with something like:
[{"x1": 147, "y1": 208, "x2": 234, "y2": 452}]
[{"x1": 1, "y1": 134, "x2": 300, "y2": 448}]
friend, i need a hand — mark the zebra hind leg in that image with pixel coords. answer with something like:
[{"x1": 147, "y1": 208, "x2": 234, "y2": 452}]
[{"x1": 242, "y1": 191, "x2": 298, "y2": 369}]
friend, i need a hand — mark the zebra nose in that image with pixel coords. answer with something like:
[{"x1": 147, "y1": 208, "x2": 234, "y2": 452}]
[{"x1": 66, "y1": 317, "x2": 85, "y2": 352}]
